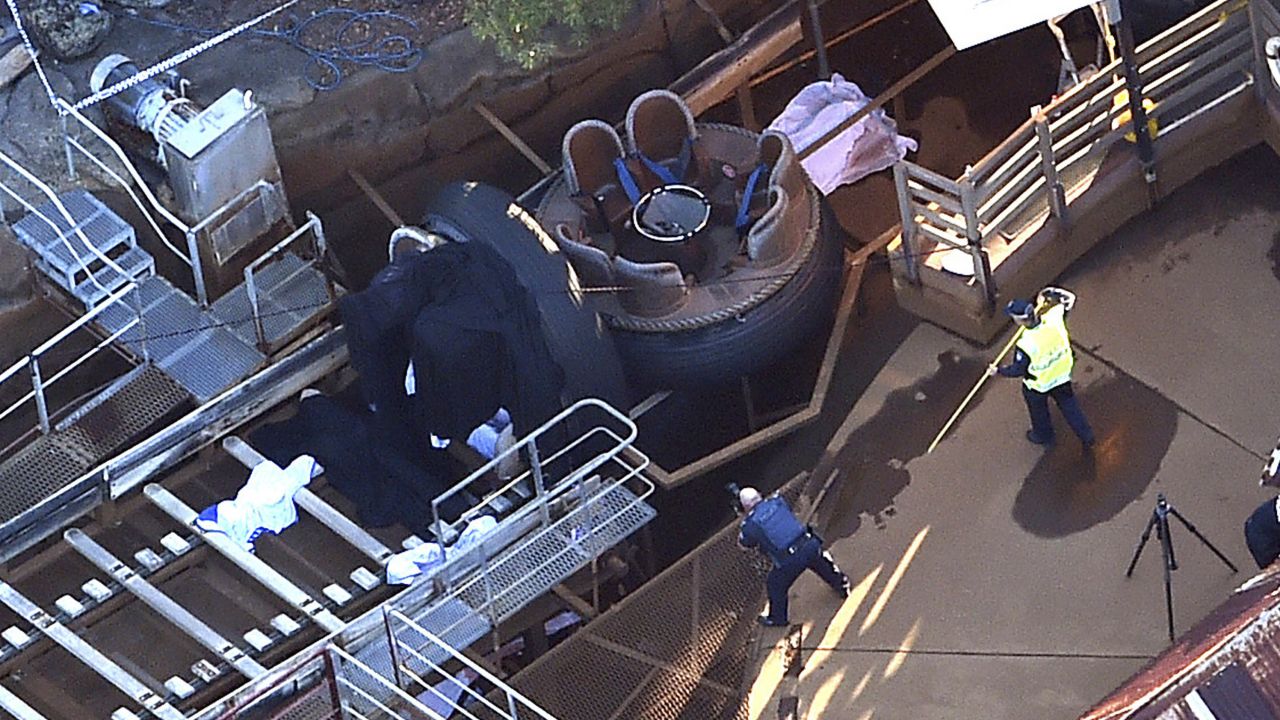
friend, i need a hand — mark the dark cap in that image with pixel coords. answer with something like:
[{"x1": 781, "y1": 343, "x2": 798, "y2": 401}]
[{"x1": 1004, "y1": 298, "x2": 1034, "y2": 319}]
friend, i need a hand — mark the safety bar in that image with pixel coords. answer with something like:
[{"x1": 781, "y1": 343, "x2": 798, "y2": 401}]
[
  {"x1": 0, "y1": 281, "x2": 145, "y2": 433},
  {"x1": 429, "y1": 398, "x2": 639, "y2": 545}
]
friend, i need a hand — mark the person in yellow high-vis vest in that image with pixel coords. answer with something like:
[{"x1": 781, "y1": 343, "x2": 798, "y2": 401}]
[{"x1": 988, "y1": 287, "x2": 1096, "y2": 450}]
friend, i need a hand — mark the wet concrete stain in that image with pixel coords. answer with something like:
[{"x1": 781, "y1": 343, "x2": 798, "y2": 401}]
[
  {"x1": 824, "y1": 350, "x2": 991, "y2": 540},
  {"x1": 1012, "y1": 373, "x2": 1178, "y2": 538},
  {"x1": 1066, "y1": 151, "x2": 1280, "y2": 286},
  {"x1": 1267, "y1": 228, "x2": 1280, "y2": 282}
]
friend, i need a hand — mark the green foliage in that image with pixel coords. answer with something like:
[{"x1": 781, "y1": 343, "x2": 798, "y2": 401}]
[{"x1": 465, "y1": 0, "x2": 632, "y2": 70}]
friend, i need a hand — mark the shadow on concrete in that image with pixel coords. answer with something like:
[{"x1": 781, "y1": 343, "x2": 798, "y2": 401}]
[
  {"x1": 825, "y1": 350, "x2": 990, "y2": 541},
  {"x1": 1012, "y1": 374, "x2": 1177, "y2": 537}
]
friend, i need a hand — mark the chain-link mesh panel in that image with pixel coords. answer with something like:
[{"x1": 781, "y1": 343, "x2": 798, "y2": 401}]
[
  {"x1": 627, "y1": 668, "x2": 746, "y2": 720},
  {"x1": 493, "y1": 470, "x2": 849, "y2": 719},
  {"x1": 503, "y1": 479, "x2": 780, "y2": 720}
]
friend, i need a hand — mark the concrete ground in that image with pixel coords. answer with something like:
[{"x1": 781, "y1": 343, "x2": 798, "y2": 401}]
[{"x1": 742, "y1": 149, "x2": 1280, "y2": 719}]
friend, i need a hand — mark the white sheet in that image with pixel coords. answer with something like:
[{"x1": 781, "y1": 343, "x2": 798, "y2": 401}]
[{"x1": 766, "y1": 73, "x2": 917, "y2": 195}]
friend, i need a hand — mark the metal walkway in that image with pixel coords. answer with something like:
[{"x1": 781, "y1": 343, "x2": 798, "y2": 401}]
[
  {"x1": 0, "y1": 363, "x2": 188, "y2": 525},
  {"x1": 96, "y1": 275, "x2": 266, "y2": 403},
  {"x1": 0, "y1": 188, "x2": 334, "y2": 569},
  {"x1": 0, "y1": 398, "x2": 652, "y2": 720}
]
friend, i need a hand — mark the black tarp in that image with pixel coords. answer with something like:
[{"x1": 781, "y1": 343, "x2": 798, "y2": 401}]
[{"x1": 252, "y1": 241, "x2": 569, "y2": 534}]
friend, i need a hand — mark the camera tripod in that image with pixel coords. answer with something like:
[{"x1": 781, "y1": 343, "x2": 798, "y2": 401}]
[{"x1": 1125, "y1": 493, "x2": 1237, "y2": 642}]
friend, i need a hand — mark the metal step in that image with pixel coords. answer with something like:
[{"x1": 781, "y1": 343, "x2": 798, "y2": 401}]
[
  {"x1": 64, "y1": 244, "x2": 155, "y2": 310},
  {"x1": 11, "y1": 189, "x2": 136, "y2": 287},
  {"x1": 97, "y1": 276, "x2": 266, "y2": 402},
  {"x1": 209, "y1": 252, "x2": 331, "y2": 350}
]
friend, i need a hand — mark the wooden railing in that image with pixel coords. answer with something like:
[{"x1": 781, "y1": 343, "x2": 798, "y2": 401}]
[{"x1": 894, "y1": 0, "x2": 1254, "y2": 308}]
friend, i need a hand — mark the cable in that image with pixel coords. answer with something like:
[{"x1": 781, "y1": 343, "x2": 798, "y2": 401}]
[
  {"x1": 17, "y1": 240, "x2": 963, "y2": 364},
  {"x1": 73, "y1": 0, "x2": 302, "y2": 110},
  {"x1": 124, "y1": 6, "x2": 424, "y2": 91}
]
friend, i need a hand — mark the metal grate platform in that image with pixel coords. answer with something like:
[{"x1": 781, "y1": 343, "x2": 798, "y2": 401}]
[
  {"x1": 0, "y1": 437, "x2": 90, "y2": 524},
  {"x1": 210, "y1": 252, "x2": 332, "y2": 350},
  {"x1": 405, "y1": 482, "x2": 656, "y2": 667},
  {"x1": 11, "y1": 189, "x2": 134, "y2": 270},
  {"x1": 456, "y1": 483, "x2": 655, "y2": 623},
  {"x1": 97, "y1": 276, "x2": 266, "y2": 402},
  {"x1": 0, "y1": 365, "x2": 189, "y2": 524},
  {"x1": 400, "y1": 597, "x2": 495, "y2": 669},
  {"x1": 57, "y1": 363, "x2": 190, "y2": 463},
  {"x1": 10, "y1": 189, "x2": 148, "y2": 308}
]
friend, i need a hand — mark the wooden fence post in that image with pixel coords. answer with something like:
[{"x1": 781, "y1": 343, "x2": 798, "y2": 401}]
[
  {"x1": 892, "y1": 162, "x2": 920, "y2": 284},
  {"x1": 959, "y1": 169, "x2": 995, "y2": 312},
  {"x1": 1032, "y1": 107, "x2": 1068, "y2": 225}
]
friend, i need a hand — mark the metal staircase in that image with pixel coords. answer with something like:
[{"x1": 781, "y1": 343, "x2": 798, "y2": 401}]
[
  {"x1": 0, "y1": 184, "x2": 335, "y2": 562},
  {"x1": 10, "y1": 189, "x2": 154, "y2": 310}
]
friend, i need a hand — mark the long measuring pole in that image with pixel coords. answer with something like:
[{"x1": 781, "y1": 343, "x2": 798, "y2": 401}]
[
  {"x1": 926, "y1": 327, "x2": 1025, "y2": 454},
  {"x1": 927, "y1": 298, "x2": 1051, "y2": 454}
]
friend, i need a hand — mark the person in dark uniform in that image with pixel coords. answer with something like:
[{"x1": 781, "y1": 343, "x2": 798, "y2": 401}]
[
  {"x1": 1245, "y1": 496, "x2": 1280, "y2": 569},
  {"x1": 737, "y1": 487, "x2": 850, "y2": 627}
]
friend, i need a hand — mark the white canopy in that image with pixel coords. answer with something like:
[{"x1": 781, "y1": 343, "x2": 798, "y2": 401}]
[{"x1": 927, "y1": 0, "x2": 1098, "y2": 49}]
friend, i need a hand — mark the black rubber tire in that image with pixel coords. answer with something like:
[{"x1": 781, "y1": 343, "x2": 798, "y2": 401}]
[
  {"x1": 610, "y1": 199, "x2": 847, "y2": 389},
  {"x1": 421, "y1": 182, "x2": 631, "y2": 411}
]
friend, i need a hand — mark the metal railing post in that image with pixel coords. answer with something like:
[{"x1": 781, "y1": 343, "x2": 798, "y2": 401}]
[
  {"x1": 28, "y1": 355, "x2": 49, "y2": 434},
  {"x1": 382, "y1": 607, "x2": 407, "y2": 691},
  {"x1": 130, "y1": 284, "x2": 150, "y2": 363},
  {"x1": 959, "y1": 169, "x2": 996, "y2": 312},
  {"x1": 480, "y1": 553, "x2": 501, "y2": 649},
  {"x1": 892, "y1": 162, "x2": 920, "y2": 284},
  {"x1": 1032, "y1": 108, "x2": 1068, "y2": 224},
  {"x1": 527, "y1": 438, "x2": 551, "y2": 528},
  {"x1": 307, "y1": 211, "x2": 338, "y2": 305},
  {"x1": 60, "y1": 114, "x2": 76, "y2": 180},
  {"x1": 185, "y1": 230, "x2": 209, "y2": 307},
  {"x1": 244, "y1": 267, "x2": 266, "y2": 351}
]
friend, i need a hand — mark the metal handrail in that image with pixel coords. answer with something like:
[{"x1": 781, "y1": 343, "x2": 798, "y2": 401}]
[
  {"x1": 414, "y1": 446, "x2": 652, "y2": 646},
  {"x1": 54, "y1": 99, "x2": 192, "y2": 234},
  {"x1": 62, "y1": 135, "x2": 190, "y2": 266},
  {"x1": 0, "y1": 282, "x2": 143, "y2": 433},
  {"x1": 429, "y1": 398, "x2": 640, "y2": 544},
  {"x1": 895, "y1": 0, "x2": 1251, "y2": 266},
  {"x1": 242, "y1": 211, "x2": 330, "y2": 349},
  {"x1": 328, "y1": 645, "x2": 448, "y2": 720},
  {"x1": 448, "y1": 468, "x2": 651, "y2": 606},
  {"x1": 389, "y1": 609, "x2": 561, "y2": 720},
  {"x1": 0, "y1": 150, "x2": 125, "y2": 297}
]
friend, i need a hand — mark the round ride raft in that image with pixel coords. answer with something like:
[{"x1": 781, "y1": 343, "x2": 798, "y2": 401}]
[{"x1": 535, "y1": 89, "x2": 846, "y2": 388}]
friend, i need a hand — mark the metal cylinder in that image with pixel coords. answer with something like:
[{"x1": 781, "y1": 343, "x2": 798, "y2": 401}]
[{"x1": 89, "y1": 54, "x2": 198, "y2": 146}]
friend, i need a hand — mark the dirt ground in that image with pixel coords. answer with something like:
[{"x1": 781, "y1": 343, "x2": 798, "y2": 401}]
[
  {"x1": 127, "y1": 0, "x2": 466, "y2": 43},
  {"x1": 105, "y1": 0, "x2": 467, "y2": 89}
]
